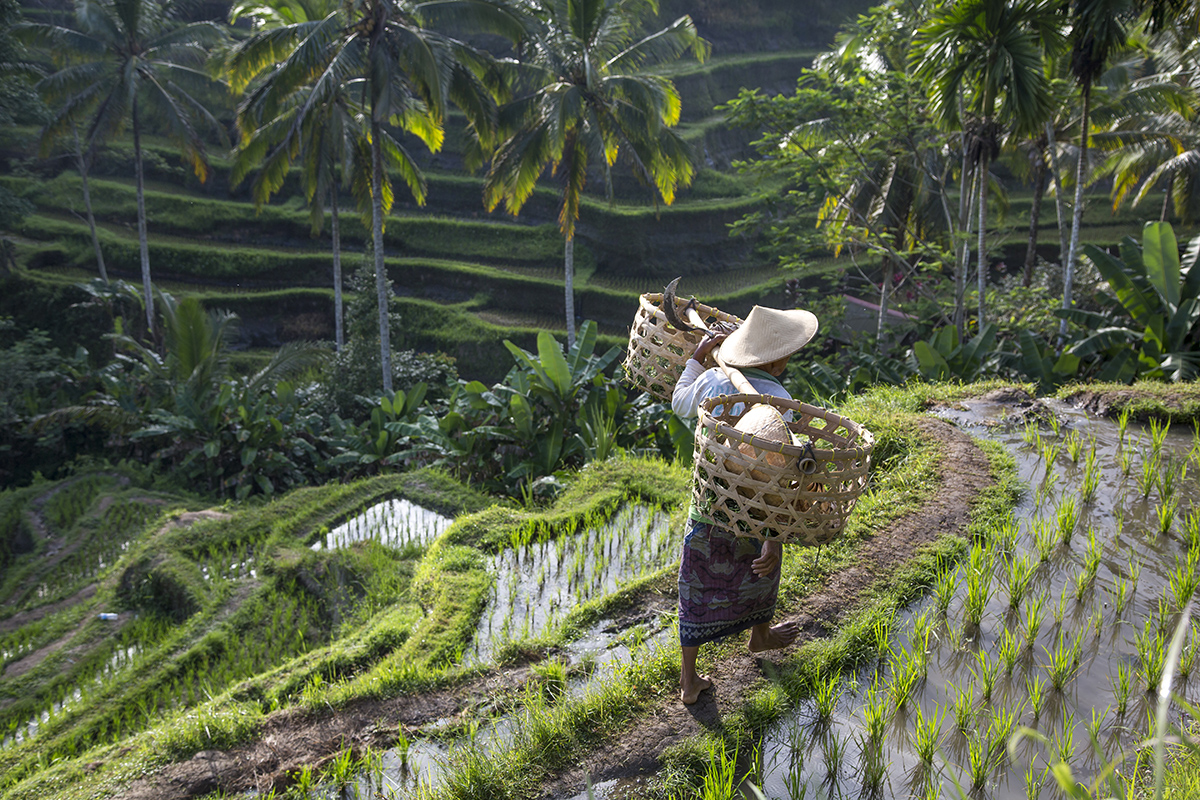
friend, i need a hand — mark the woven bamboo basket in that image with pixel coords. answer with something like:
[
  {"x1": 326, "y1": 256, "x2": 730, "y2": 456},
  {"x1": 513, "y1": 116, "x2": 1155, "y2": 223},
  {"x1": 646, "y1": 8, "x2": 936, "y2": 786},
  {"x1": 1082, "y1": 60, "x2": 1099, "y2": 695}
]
[
  {"x1": 623, "y1": 293, "x2": 743, "y2": 402},
  {"x1": 691, "y1": 393, "x2": 874, "y2": 545}
]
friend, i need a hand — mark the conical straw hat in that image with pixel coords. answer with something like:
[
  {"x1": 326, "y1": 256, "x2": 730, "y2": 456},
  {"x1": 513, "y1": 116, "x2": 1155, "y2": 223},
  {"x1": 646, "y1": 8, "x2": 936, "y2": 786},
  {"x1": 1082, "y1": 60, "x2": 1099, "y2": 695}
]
[{"x1": 720, "y1": 306, "x2": 819, "y2": 368}]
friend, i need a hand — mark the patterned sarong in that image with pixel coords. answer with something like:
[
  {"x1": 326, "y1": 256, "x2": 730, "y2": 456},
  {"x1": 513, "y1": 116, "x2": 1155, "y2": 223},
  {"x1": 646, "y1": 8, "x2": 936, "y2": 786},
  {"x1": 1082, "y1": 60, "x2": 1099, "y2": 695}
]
[{"x1": 678, "y1": 519, "x2": 780, "y2": 646}]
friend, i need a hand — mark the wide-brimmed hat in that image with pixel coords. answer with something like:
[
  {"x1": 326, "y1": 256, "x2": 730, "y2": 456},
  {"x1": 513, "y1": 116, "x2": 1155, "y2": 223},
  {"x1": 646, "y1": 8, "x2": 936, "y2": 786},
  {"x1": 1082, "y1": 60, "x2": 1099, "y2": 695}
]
[{"x1": 720, "y1": 305, "x2": 819, "y2": 368}]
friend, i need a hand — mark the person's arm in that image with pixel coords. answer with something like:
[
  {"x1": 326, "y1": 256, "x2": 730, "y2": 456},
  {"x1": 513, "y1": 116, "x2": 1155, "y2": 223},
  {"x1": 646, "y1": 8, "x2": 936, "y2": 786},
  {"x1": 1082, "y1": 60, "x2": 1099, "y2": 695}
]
[{"x1": 671, "y1": 331, "x2": 728, "y2": 418}]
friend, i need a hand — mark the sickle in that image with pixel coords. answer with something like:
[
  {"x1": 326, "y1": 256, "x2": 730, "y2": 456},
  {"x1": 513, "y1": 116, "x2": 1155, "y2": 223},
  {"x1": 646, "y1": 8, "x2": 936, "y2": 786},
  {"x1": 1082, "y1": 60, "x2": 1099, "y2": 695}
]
[{"x1": 661, "y1": 277, "x2": 698, "y2": 332}]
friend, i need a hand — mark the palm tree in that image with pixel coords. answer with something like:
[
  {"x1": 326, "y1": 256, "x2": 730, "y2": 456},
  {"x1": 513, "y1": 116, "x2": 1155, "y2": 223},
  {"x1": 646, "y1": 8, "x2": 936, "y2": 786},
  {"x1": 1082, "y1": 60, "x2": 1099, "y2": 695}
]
[
  {"x1": 483, "y1": 0, "x2": 708, "y2": 348},
  {"x1": 26, "y1": 0, "x2": 228, "y2": 334},
  {"x1": 914, "y1": 0, "x2": 1060, "y2": 327},
  {"x1": 226, "y1": 0, "x2": 523, "y2": 393},
  {"x1": 226, "y1": 0, "x2": 370, "y2": 353},
  {"x1": 1060, "y1": 0, "x2": 1131, "y2": 341}
]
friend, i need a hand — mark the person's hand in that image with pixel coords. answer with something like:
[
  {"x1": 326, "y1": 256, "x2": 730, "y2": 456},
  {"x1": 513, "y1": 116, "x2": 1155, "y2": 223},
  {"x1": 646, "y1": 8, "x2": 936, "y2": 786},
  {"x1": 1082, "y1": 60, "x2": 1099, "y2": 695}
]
[
  {"x1": 751, "y1": 538, "x2": 783, "y2": 577},
  {"x1": 692, "y1": 330, "x2": 728, "y2": 363}
]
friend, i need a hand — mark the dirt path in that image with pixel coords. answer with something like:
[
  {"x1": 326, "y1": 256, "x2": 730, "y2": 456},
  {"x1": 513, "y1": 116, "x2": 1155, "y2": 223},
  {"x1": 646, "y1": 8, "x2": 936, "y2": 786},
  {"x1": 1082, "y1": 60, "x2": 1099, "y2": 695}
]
[{"x1": 117, "y1": 417, "x2": 990, "y2": 799}]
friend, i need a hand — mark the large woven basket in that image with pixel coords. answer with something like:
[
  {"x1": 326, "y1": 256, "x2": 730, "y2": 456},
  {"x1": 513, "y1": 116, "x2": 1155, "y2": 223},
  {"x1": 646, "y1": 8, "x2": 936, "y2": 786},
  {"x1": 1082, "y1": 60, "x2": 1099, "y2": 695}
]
[
  {"x1": 691, "y1": 394, "x2": 874, "y2": 545},
  {"x1": 624, "y1": 293, "x2": 743, "y2": 402}
]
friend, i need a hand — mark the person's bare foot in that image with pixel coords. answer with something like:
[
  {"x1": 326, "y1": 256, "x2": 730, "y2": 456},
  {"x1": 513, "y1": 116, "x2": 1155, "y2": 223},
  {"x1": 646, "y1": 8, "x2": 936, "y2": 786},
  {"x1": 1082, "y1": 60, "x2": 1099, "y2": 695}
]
[
  {"x1": 748, "y1": 621, "x2": 799, "y2": 652},
  {"x1": 680, "y1": 674, "x2": 713, "y2": 705}
]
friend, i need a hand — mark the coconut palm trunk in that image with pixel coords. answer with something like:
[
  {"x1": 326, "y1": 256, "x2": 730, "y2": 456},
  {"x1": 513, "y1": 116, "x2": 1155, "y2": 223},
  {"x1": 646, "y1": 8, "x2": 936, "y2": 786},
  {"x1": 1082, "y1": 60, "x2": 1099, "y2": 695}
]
[
  {"x1": 371, "y1": 119, "x2": 393, "y2": 394},
  {"x1": 977, "y1": 150, "x2": 989, "y2": 325},
  {"x1": 955, "y1": 138, "x2": 972, "y2": 337},
  {"x1": 1045, "y1": 122, "x2": 1069, "y2": 265},
  {"x1": 132, "y1": 98, "x2": 154, "y2": 334},
  {"x1": 1061, "y1": 86, "x2": 1090, "y2": 342},
  {"x1": 563, "y1": 235, "x2": 576, "y2": 348},
  {"x1": 958, "y1": 164, "x2": 975, "y2": 336},
  {"x1": 331, "y1": 183, "x2": 343, "y2": 352},
  {"x1": 1024, "y1": 141, "x2": 1046, "y2": 287},
  {"x1": 74, "y1": 127, "x2": 107, "y2": 283}
]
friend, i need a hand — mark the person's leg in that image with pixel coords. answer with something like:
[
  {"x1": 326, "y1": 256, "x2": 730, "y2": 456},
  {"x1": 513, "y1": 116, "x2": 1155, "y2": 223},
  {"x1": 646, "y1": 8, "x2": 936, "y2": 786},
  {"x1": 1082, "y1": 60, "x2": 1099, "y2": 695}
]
[{"x1": 680, "y1": 644, "x2": 712, "y2": 704}]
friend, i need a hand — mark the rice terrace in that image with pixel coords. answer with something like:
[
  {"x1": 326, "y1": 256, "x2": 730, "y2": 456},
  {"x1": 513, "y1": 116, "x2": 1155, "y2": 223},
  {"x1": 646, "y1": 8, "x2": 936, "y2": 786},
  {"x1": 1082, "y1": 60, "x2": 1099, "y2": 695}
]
[{"x1": 8, "y1": 0, "x2": 1200, "y2": 797}]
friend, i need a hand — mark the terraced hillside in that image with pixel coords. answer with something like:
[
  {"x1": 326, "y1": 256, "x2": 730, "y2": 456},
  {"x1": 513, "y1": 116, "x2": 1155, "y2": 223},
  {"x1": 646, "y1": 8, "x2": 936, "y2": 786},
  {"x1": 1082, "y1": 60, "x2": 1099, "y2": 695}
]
[{"x1": 1, "y1": 0, "x2": 1177, "y2": 383}]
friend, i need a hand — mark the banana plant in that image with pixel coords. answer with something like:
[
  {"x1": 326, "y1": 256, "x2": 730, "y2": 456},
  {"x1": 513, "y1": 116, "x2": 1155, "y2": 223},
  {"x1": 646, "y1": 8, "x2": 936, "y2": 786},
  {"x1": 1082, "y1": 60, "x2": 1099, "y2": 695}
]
[
  {"x1": 329, "y1": 384, "x2": 428, "y2": 474},
  {"x1": 1004, "y1": 330, "x2": 1081, "y2": 392},
  {"x1": 910, "y1": 323, "x2": 998, "y2": 382},
  {"x1": 1062, "y1": 222, "x2": 1200, "y2": 382}
]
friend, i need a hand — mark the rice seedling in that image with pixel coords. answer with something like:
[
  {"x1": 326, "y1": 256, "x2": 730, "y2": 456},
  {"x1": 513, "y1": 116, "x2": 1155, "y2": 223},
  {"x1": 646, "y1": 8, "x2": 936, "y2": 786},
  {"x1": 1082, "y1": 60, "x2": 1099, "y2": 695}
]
[
  {"x1": 1117, "y1": 407, "x2": 1132, "y2": 445},
  {"x1": 1053, "y1": 590, "x2": 1068, "y2": 626},
  {"x1": 1170, "y1": 548, "x2": 1200, "y2": 609},
  {"x1": 1074, "y1": 570, "x2": 1092, "y2": 602},
  {"x1": 1041, "y1": 440, "x2": 1061, "y2": 467},
  {"x1": 1136, "y1": 622, "x2": 1167, "y2": 689},
  {"x1": 1185, "y1": 509, "x2": 1200, "y2": 550},
  {"x1": 1048, "y1": 414, "x2": 1061, "y2": 437},
  {"x1": 1035, "y1": 470, "x2": 1060, "y2": 509},
  {"x1": 1085, "y1": 705, "x2": 1107, "y2": 742},
  {"x1": 1113, "y1": 662, "x2": 1134, "y2": 716},
  {"x1": 1157, "y1": 498, "x2": 1179, "y2": 537},
  {"x1": 1027, "y1": 674, "x2": 1047, "y2": 719},
  {"x1": 1054, "y1": 711, "x2": 1076, "y2": 765},
  {"x1": 963, "y1": 561, "x2": 993, "y2": 629},
  {"x1": 1161, "y1": 456, "x2": 1180, "y2": 503},
  {"x1": 951, "y1": 680, "x2": 975, "y2": 731},
  {"x1": 889, "y1": 644, "x2": 922, "y2": 710},
  {"x1": 971, "y1": 650, "x2": 998, "y2": 703},
  {"x1": 1080, "y1": 446, "x2": 1101, "y2": 503},
  {"x1": 1150, "y1": 417, "x2": 1171, "y2": 455},
  {"x1": 863, "y1": 679, "x2": 889, "y2": 743},
  {"x1": 933, "y1": 568, "x2": 957, "y2": 615},
  {"x1": 1129, "y1": 555, "x2": 1141, "y2": 587},
  {"x1": 1033, "y1": 519, "x2": 1057, "y2": 562},
  {"x1": 1180, "y1": 628, "x2": 1198, "y2": 680},
  {"x1": 989, "y1": 705, "x2": 1020, "y2": 764},
  {"x1": 968, "y1": 732, "x2": 992, "y2": 789},
  {"x1": 1083, "y1": 526, "x2": 1102, "y2": 577},
  {"x1": 1064, "y1": 430, "x2": 1084, "y2": 463},
  {"x1": 999, "y1": 628, "x2": 1020, "y2": 675},
  {"x1": 872, "y1": 615, "x2": 894, "y2": 658},
  {"x1": 912, "y1": 704, "x2": 944, "y2": 766},
  {"x1": 1023, "y1": 420, "x2": 1041, "y2": 446},
  {"x1": 812, "y1": 670, "x2": 843, "y2": 726},
  {"x1": 1138, "y1": 449, "x2": 1160, "y2": 499},
  {"x1": 1119, "y1": 447, "x2": 1134, "y2": 476},
  {"x1": 1025, "y1": 592, "x2": 1047, "y2": 649},
  {"x1": 1007, "y1": 552, "x2": 1036, "y2": 610},
  {"x1": 1025, "y1": 763, "x2": 1042, "y2": 800},
  {"x1": 290, "y1": 765, "x2": 317, "y2": 797},
  {"x1": 1044, "y1": 631, "x2": 1082, "y2": 691},
  {"x1": 994, "y1": 520, "x2": 1020, "y2": 556},
  {"x1": 1056, "y1": 497, "x2": 1079, "y2": 545},
  {"x1": 1112, "y1": 578, "x2": 1131, "y2": 616}
]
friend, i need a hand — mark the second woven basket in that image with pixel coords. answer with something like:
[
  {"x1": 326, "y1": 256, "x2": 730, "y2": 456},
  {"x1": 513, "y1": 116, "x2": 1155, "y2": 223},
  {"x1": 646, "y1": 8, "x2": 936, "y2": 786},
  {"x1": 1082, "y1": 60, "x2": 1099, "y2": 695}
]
[{"x1": 691, "y1": 393, "x2": 874, "y2": 545}]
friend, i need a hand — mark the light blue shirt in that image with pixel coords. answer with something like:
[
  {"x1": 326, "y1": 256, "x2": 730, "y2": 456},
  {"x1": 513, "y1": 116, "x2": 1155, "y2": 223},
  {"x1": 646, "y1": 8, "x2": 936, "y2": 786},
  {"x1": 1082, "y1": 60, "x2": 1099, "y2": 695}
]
[{"x1": 671, "y1": 360, "x2": 794, "y2": 419}]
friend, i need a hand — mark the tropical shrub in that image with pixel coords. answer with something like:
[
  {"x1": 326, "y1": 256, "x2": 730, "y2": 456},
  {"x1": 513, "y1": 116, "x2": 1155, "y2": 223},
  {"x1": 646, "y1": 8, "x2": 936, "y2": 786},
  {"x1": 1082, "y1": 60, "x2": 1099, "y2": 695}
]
[{"x1": 1062, "y1": 221, "x2": 1200, "y2": 382}]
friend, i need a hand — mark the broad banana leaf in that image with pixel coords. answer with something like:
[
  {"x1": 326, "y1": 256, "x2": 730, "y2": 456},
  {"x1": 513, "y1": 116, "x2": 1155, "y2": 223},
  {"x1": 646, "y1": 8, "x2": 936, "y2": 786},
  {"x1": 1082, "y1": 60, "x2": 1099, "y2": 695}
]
[{"x1": 1142, "y1": 221, "x2": 1180, "y2": 311}]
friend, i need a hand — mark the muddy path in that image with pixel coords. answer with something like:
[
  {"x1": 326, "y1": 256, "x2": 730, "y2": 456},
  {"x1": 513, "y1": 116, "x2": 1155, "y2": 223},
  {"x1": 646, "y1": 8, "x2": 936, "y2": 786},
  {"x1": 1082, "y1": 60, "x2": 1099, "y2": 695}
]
[
  {"x1": 115, "y1": 417, "x2": 990, "y2": 799},
  {"x1": 122, "y1": 666, "x2": 537, "y2": 799}
]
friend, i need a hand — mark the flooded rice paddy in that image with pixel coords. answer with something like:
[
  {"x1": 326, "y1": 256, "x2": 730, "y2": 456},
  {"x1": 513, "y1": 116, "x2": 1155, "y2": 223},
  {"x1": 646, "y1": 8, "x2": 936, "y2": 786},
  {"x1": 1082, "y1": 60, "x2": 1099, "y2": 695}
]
[
  {"x1": 312, "y1": 498, "x2": 453, "y2": 551},
  {"x1": 756, "y1": 398, "x2": 1200, "y2": 800},
  {"x1": 470, "y1": 504, "x2": 674, "y2": 662}
]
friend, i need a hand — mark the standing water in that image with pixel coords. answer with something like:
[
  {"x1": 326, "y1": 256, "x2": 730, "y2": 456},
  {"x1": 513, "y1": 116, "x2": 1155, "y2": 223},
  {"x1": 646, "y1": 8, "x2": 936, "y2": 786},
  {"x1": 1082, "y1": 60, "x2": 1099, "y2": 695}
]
[{"x1": 757, "y1": 398, "x2": 1200, "y2": 799}]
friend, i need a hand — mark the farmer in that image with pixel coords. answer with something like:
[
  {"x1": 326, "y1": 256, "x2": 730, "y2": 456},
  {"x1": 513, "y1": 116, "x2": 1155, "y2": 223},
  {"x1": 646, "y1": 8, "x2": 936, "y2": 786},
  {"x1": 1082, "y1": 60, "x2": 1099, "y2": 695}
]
[{"x1": 671, "y1": 304, "x2": 819, "y2": 705}]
